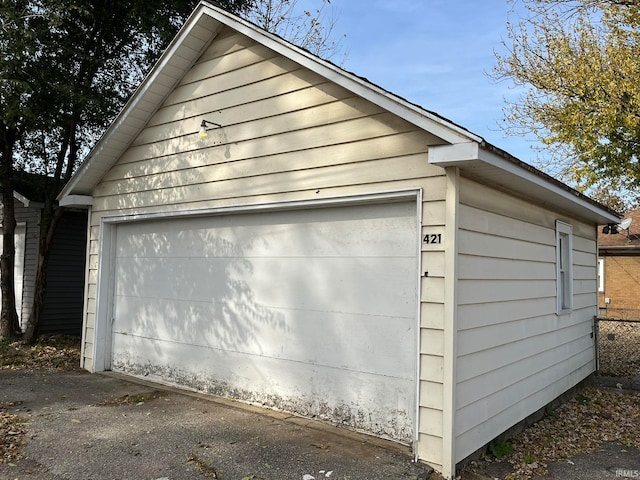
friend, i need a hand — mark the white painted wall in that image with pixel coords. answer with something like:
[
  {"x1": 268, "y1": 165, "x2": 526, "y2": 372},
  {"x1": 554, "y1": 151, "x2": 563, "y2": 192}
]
[
  {"x1": 0, "y1": 223, "x2": 26, "y2": 322},
  {"x1": 454, "y1": 178, "x2": 597, "y2": 462}
]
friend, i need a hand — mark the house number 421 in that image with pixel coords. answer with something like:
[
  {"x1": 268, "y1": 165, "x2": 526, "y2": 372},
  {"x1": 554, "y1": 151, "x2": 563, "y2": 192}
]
[{"x1": 423, "y1": 233, "x2": 442, "y2": 244}]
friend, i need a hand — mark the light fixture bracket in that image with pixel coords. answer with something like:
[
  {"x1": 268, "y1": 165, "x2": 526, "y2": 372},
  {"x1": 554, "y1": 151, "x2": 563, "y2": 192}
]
[{"x1": 199, "y1": 119, "x2": 223, "y2": 137}]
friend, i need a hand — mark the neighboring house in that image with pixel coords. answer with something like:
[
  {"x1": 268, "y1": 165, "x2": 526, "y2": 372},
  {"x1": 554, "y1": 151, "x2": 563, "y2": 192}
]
[
  {"x1": 57, "y1": 2, "x2": 619, "y2": 478},
  {"x1": 0, "y1": 173, "x2": 87, "y2": 336},
  {"x1": 598, "y1": 208, "x2": 640, "y2": 320}
]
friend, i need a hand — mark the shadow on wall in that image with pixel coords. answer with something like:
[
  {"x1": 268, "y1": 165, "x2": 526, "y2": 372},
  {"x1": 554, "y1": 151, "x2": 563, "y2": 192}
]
[{"x1": 112, "y1": 216, "x2": 288, "y2": 360}]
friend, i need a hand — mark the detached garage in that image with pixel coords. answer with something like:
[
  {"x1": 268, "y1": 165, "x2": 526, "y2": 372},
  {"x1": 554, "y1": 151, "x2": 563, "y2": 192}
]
[{"x1": 59, "y1": 2, "x2": 619, "y2": 478}]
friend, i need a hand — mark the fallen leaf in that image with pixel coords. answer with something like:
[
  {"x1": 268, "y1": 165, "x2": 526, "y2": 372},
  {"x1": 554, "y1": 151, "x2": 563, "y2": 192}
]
[{"x1": 462, "y1": 387, "x2": 640, "y2": 480}]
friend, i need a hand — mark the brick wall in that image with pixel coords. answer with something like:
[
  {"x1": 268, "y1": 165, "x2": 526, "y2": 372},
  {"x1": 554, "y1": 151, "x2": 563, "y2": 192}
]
[{"x1": 599, "y1": 255, "x2": 640, "y2": 320}]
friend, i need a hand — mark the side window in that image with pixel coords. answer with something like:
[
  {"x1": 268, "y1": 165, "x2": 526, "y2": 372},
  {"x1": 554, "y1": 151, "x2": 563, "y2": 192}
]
[
  {"x1": 556, "y1": 221, "x2": 573, "y2": 314},
  {"x1": 597, "y1": 258, "x2": 605, "y2": 293}
]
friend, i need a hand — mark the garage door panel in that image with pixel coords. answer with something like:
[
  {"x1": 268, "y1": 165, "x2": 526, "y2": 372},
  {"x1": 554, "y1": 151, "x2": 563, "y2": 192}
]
[
  {"x1": 112, "y1": 333, "x2": 415, "y2": 442},
  {"x1": 115, "y1": 203, "x2": 417, "y2": 260},
  {"x1": 111, "y1": 201, "x2": 418, "y2": 443},
  {"x1": 114, "y1": 295, "x2": 415, "y2": 379},
  {"x1": 115, "y1": 256, "x2": 416, "y2": 317}
]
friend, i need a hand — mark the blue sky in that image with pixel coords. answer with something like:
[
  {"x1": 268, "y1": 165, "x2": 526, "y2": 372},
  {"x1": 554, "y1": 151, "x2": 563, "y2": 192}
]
[{"x1": 331, "y1": 0, "x2": 541, "y2": 164}]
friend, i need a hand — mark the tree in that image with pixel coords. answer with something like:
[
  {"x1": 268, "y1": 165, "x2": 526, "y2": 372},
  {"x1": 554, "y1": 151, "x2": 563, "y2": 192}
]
[
  {"x1": 1, "y1": 0, "x2": 254, "y2": 342},
  {"x1": 0, "y1": 0, "x2": 38, "y2": 339},
  {"x1": 1, "y1": 0, "x2": 343, "y2": 343},
  {"x1": 493, "y1": 0, "x2": 640, "y2": 208},
  {"x1": 243, "y1": 0, "x2": 347, "y2": 62}
]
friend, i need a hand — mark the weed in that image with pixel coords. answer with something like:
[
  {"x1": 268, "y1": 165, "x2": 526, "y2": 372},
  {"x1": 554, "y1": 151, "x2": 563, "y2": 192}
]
[
  {"x1": 575, "y1": 394, "x2": 591, "y2": 404},
  {"x1": 545, "y1": 405, "x2": 557, "y2": 419},
  {"x1": 0, "y1": 338, "x2": 10, "y2": 354},
  {"x1": 489, "y1": 440, "x2": 514, "y2": 459}
]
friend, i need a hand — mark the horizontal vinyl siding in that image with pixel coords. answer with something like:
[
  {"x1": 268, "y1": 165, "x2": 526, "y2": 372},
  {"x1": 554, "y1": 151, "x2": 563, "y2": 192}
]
[
  {"x1": 40, "y1": 211, "x2": 87, "y2": 335},
  {"x1": 417, "y1": 196, "x2": 446, "y2": 470},
  {"x1": 454, "y1": 178, "x2": 597, "y2": 462},
  {"x1": 83, "y1": 27, "x2": 448, "y2": 468}
]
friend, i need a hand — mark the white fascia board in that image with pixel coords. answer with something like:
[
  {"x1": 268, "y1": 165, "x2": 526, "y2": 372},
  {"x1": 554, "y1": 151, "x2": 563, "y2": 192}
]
[
  {"x1": 13, "y1": 191, "x2": 31, "y2": 207},
  {"x1": 199, "y1": 2, "x2": 477, "y2": 146},
  {"x1": 59, "y1": 195, "x2": 93, "y2": 208},
  {"x1": 429, "y1": 142, "x2": 620, "y2": 225},
  {"x1": 429, "y1": 142, "x2": 480, "y2": 165}
]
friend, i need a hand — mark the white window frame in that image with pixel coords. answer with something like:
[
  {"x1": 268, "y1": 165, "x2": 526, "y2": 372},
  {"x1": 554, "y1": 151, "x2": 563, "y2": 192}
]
[
  {"x1": 597, "y1": 258, "x2": 605, "y2": 293},
  {"x1": 556, "y1": 221, "x2": 573, "y2": 314}
]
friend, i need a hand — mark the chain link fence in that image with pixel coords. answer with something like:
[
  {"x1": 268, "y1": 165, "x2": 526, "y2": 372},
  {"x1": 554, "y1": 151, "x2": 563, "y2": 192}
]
[
  {"x1": 596, "y1": 317, "x2": 640, "y2": 379},
  {"x1": 599, "y1": 307, "x2": 640, "y2": 321}
]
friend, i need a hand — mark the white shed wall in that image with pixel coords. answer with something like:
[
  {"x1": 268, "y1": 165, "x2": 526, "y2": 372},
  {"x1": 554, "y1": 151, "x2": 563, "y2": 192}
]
[
  {"x1": 80, "y1": 27, "x2": 449, "y2": 470},
  {"x1": 454, "y1": 178, "x2": 598, "y2": 462},
  {"x1": 14, "y1": 203, "x2": 41, "y2": 326}
]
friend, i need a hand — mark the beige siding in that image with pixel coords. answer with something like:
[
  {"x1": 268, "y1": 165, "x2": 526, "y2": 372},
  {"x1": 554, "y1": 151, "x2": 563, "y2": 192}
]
[
  {"x1": 81, "y1": 27, "x2": 448, "y2": 468},
  {"x1": 454, "y1": 178, "x2": 598, "y2": 462}
]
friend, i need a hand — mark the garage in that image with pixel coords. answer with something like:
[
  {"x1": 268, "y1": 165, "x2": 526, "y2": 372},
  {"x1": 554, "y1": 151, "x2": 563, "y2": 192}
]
[{"x1": 108, "y1": 200, "x2": 419, "y2": 443}]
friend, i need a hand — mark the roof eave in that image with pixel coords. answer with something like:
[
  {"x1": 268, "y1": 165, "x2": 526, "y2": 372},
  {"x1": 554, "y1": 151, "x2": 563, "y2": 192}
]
[{"x1": 429, "y1": 142, "x2": 620, "y2": 225}]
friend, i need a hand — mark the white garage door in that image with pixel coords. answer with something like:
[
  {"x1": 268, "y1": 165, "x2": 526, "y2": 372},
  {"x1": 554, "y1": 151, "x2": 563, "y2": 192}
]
[{"x1": 110, "y1": 201, "x2": 418, "y2": 442}]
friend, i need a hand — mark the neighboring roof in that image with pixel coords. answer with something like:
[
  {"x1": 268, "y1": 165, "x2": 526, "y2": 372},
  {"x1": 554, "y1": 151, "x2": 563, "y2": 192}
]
[
  {"x1": 58, "y1": 1, "x2": 620, "y2": 225},
  {"x1": 599, "y1": 208, "x2": 640, "y2": 253}
]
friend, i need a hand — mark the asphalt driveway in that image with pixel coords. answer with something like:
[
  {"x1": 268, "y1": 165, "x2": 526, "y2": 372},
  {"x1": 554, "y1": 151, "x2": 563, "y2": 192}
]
[
  {"x1": 3, "y1": 368, "x2": 640, "y2": 480},
  {"x1": 0, "y1": 369, "x2": 431, "y2": 480}
]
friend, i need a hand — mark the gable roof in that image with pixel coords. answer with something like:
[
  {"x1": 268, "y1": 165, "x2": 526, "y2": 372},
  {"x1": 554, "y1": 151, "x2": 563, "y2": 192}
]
[{"x1": 58, "y1": 1, "x2": 619, "y2": 225}]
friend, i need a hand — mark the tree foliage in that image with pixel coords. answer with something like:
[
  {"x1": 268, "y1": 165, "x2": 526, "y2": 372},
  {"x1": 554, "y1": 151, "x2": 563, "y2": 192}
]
[
  {"x1": 1, "y1": 0, "x2": 344, "y2": 342},
  {"x1": 243, "y1": 0, "x2": 347, "y2": 62},
  {"x1": 0, "y1": 0, "x2": 253, "y2": 341},
  {"x1": 494, "y1": 0, "x2": 640, "y2": 207}
]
